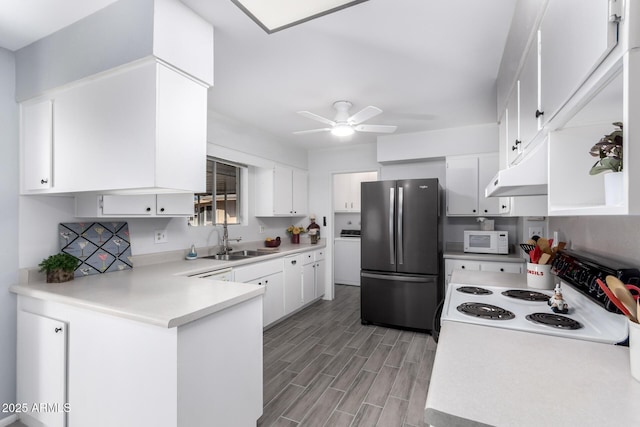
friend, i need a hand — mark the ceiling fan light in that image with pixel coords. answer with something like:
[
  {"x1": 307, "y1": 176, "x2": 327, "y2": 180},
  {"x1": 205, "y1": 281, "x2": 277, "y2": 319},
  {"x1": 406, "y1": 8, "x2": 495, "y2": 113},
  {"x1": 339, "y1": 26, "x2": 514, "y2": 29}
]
[{"x1": 331, "y1": 123, "x2": 355, "y2": 137}]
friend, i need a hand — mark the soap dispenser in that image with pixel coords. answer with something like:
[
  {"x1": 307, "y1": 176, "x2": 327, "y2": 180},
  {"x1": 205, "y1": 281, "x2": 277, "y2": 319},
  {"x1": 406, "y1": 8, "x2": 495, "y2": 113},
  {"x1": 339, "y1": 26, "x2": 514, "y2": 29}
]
[{"x1": 186, "y1": 244, "x2": 197, "y2": 260}]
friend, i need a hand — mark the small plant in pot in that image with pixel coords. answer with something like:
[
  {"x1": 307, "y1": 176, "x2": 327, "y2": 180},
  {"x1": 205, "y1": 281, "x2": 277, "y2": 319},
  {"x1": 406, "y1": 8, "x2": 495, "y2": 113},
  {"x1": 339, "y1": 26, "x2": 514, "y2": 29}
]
[
  {"x1": 39, "y1": 253, "x2": 79, "y2": 283},
  {"x1": 589, "y1": 122, "x2": 623, "y2": 175}
]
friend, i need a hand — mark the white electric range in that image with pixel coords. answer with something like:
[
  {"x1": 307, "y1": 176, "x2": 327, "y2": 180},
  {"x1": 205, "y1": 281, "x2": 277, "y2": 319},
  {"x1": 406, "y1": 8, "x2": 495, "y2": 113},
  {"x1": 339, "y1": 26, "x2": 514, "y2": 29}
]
[{"x1": 441, "y1": 249, "x2": 639, "y2": 345}]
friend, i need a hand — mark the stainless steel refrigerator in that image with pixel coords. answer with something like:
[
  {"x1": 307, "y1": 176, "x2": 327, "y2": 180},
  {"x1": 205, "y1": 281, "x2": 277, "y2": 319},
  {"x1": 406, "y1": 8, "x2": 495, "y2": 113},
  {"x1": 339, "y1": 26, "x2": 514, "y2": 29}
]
[{"x1": 360, "y1": 178, "x2": 440, "y2": 331}]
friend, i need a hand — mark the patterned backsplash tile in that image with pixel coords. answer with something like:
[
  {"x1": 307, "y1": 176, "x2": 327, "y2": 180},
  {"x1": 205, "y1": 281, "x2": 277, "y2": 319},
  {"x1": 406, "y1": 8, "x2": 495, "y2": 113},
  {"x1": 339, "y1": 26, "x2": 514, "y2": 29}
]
[{"x1": 59, "y1": 222, "x2": 132, "y2": 277}]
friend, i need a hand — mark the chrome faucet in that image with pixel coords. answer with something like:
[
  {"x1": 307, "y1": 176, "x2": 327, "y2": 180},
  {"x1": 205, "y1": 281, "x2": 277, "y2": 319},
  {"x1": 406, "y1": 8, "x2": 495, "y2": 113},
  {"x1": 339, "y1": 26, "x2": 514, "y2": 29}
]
[{"x1": 218, "y1": 222, "x2": 242, "y2": 254}]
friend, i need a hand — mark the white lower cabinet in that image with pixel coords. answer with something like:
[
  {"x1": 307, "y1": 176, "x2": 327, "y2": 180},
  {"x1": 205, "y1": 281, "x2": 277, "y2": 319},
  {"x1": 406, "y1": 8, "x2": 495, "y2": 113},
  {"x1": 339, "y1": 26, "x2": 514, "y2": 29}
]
[
  {"x1": 234, "y1": 259, "x2": 284, "y2": 328},
  {"x1": 283, "y1": 254, "x2": 304, "y2": 315},
  {"x1": 314, "y1": 250, "x2": 326, "y2": 298},
  {"x1": 16, "y1": 294, "x2": 262, "y2": 427},
  {"x1": 445, "y1": 258, "x2": 524, "y2": 286},
  {"x1": 17, "y1": 310, "x2": 67, "y2": 427},
  {"x1": 75, "y1": 193, "x2": 194, "y2": 217}
]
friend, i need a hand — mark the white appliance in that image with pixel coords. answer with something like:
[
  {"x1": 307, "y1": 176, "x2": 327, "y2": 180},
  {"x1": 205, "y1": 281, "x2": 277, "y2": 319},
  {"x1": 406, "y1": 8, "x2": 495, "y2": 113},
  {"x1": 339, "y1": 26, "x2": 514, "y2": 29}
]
[
  {"x1": 464, "y1": 230, "x2": 508, "y2": 254},
  {"x1": 441, "y1": 283, "x2": 627, "y2": 344},
  {"x1": 441, "y1": 249, "x2": 638, "y2": 344},
  {"x1": 191, "y1": 268, "x2": 234, "y2": 281}
]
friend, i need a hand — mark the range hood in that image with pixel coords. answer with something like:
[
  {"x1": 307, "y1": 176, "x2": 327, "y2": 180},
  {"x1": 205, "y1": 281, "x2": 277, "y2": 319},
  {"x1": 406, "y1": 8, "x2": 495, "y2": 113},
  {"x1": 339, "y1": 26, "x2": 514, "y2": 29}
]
[{"x1": 485, "y1": 139, "x2": 548, "y2": 197}]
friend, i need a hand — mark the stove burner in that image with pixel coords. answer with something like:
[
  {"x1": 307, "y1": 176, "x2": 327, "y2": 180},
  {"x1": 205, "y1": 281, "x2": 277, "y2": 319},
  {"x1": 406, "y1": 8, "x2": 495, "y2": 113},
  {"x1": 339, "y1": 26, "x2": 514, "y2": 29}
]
[
  {"x1": 456, "y1": 302, "x2": 515, "y2": 320},
  {"x1": 525, "y1": 313, "x2": 583, "y2": 330},
  {"x1": 456, "y1": 286, "x2": 493, "y2": 295},
  {"x1": 501, "y1": 289, "x2": 549, "y2": 302}
]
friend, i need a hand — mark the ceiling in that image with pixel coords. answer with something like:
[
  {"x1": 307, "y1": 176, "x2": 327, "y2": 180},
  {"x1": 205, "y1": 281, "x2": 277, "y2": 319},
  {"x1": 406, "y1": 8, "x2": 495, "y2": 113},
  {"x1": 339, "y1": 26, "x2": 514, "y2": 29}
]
[{"x1": 0, "y1": 0, "x2": 517, "y2": 149}]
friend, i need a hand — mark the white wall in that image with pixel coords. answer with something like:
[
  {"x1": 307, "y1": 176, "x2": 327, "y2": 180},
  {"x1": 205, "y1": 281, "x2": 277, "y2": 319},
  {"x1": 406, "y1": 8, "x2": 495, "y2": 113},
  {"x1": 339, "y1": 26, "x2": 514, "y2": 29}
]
[
  {"x1": 0, "y1": 47, "x2": 18, "y2": 423},
  {"x1": 549, "y1": 216, "x2": 640, "y2": 266}
]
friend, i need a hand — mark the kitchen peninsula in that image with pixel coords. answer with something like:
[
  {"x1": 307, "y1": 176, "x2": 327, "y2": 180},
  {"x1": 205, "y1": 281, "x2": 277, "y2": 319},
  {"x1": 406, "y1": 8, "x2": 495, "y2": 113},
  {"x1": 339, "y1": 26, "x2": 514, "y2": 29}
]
[{"x1": 10, "y1": 255, "x2": 270, "y2": 427}]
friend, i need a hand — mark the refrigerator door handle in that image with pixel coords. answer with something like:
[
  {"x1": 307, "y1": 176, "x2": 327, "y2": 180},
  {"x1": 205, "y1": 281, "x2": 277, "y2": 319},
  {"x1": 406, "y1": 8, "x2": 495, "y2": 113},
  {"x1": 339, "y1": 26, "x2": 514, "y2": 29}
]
[
  {"x1": 397, "y1": 186, "x2": 404, "y2": 265},
  {"x1": 361, "y1": 272, "x2": 433, "y2": 283},
  {"x1": 389, "y1": 187, "x2": 395, "y2": 265}
]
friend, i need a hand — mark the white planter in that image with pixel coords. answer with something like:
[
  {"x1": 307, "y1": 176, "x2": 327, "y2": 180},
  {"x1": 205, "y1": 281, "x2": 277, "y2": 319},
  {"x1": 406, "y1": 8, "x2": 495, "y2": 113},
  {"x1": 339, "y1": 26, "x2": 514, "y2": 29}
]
[{"x1": 604, "y1": 171, "x2": 624, "y2": 206}]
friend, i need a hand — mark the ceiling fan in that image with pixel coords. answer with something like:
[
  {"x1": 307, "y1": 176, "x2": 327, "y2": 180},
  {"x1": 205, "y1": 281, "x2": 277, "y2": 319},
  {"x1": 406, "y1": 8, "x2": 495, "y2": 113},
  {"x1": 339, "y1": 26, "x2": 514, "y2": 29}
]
[{"x1": 293, "y1": 101, "x2": 398, "y2": 137}]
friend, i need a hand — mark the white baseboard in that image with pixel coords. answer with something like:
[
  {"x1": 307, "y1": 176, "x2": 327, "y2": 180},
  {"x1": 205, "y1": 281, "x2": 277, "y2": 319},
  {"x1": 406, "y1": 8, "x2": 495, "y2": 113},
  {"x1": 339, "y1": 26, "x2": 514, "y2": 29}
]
[{"x1": 0, "y1": 414, "x2": 17, "y2": 427}]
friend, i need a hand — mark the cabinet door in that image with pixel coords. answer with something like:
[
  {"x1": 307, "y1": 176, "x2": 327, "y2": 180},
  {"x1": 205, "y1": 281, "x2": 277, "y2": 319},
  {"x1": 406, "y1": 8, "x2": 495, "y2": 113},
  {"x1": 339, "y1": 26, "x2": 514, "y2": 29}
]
[
  {"x1": 302, "y1": 262, "x2": 315, "y2": 305},
  {"x1": 444, "y1": 259, "x2": 481, "y2": 286},
  {"x1": 156, "y1": 193, "x2": 194, "y2": 216},
  {"x1": 540, "y1": 0, "x2": 617, "y2": 125},
  {"x1": 291, "y1": 168, "x2": 308, "y2": 215},
  {"x1": 477, "y1": 154, "x2": 502, "y2": 215},
  {"x1": 315, "y1": 259, "x2": 325, "y2": 298},
  {"x1": 283, "y1": 255, "x2": 303, "y2": 314},
  {"x1": 333, "y1": 173, "x2": 351, "y2": 212},
  {"x1": 54, "y1": 62, "x2": 157, "y2": 192},
  {"x1": 156, "y1": 64, "x2": 207, "y2": 193},
  {"x1": 102, "y1": 195, "x2": 156, "y2": 216},
  {"x1": 506, "y1": 86, "x2": 521, "y2": 165},
  {"x1": 519, "y1": 36, "x2": 541, "y2": 148},
  {"x1": 249, "y1": 272, "x2": 284, "y2": 327},
  {"x1": 17, "y1": 311, "x2": 67, "y2": 427},
  {"x1": 21, "y1": 100, "x2": 53, "y2": 191},
  {"x1": 481, "y1": 262, "x2": 523, "y2": 274},
  {"x1": 273, "y1": 167, "x2": 293, "y2": 215},
  {"x1": 446, "y1": 157, "x2": 479, "y2": 215}
]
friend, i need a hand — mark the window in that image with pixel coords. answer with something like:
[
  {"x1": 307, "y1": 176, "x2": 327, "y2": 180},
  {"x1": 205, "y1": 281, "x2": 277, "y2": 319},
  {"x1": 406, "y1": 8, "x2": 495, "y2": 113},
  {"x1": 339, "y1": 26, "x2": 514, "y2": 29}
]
[{"x1": 190, "y1": 158, "x2": 245, "y2": 226}]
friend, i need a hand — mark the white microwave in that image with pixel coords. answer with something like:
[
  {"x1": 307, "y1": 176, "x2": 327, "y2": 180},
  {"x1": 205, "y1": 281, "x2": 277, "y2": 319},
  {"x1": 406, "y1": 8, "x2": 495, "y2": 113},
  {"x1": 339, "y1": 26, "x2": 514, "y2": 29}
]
[{"x1": 464, "y1": 230, "x2": 509, "y2": 254}]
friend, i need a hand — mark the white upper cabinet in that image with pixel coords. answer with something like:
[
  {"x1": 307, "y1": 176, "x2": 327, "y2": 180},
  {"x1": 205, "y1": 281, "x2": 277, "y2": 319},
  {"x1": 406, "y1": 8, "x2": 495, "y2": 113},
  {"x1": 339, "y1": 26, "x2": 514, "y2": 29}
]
[
  {"x1": 446, "y1": 154, "x2": 505, "y2": 216},
  {"x1": 519, "y1": 33, "x2": 541, "y2": 149},
  {"x1": 20, "y1": 61, "x2": 207, "y2": 195},
  {"x1": 333, "y1": 171, "x2": 377, "y2": 212},
  {"x1": 20, "y1": 100, "x2": 53, "y2": 191},
  {"x1": 75, "y1": 193, "x2": 194, "y2": 217},
  {"x1": 540, "y1": 0, "x2": 618, "y2": 126},
  {"x1": 255, "y1": 166, "x2": 308, "y2": 217}
]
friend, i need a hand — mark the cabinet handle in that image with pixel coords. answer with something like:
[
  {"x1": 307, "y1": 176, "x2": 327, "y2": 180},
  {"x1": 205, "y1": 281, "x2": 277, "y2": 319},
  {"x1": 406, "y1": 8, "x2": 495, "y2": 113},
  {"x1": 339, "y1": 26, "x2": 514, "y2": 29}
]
[
  {"x1": 461, "y1": 265, "x2": 465, "y2": 269},
  {"x1": 54, "y1": 327, "x2": 62, "y2": 333},
  {"x1": 41, "y1": 178, "x2": 48, "y2": 184},
  {"x1": 500, "y1": 268, "x2": 504, "y2": 272},
  {"x1": 484, "y1": 209, "x2": 488, "y2": 213},
  {"x1": 472, "y1": 209, "x2": 476, "y2": 213},
  {"x1": 146, "y1": 207, "x2": 151, "y2": 212},
  {"x1": 535, "y1": 109, "x2": 544, "y2": 118},
  {"x1": 502, "y1": 205, "x2": 507, "y2": 209},
  {"x1": 511, "y1": 140, "x2": 521, "y2": 151},
  {"x1": 291, "y1": 260, "x2": 297, "y2": 265},
  {"x1": 265, "y1": 280, "x2": 268, "y2": 284},
  {"x1": 160, "y1": 207, "x2": 165, "y2": 212}
]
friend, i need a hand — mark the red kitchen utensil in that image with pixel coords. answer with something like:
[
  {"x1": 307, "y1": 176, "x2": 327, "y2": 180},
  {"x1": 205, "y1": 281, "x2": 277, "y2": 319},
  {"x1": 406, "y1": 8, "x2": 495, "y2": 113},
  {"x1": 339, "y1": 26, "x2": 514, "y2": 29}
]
[
  {"x1": 529, "y1": 245, "x2": 542, "y2": 263},
  {"x1": 625, "y1": 284, "x2": 640, "y2": 301},
  {"x1": 596, "y1": 278, "x2": 634, "y2": 319}
]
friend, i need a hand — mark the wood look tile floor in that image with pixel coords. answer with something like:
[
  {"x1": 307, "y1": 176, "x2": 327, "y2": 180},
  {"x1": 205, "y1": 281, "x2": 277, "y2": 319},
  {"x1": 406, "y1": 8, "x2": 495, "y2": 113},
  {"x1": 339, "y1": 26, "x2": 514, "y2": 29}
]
[{"x1": 259, "y1": 284, "x2": 436, "y2": 427}]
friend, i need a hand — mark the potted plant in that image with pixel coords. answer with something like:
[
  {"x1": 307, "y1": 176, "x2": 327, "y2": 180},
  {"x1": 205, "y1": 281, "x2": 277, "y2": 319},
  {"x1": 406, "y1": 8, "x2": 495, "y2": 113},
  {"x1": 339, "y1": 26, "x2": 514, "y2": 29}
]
[
  {"x1": 589, "y1": 122, "x2": 623, "y2": 205},
  {"x1": 39, "y1": 253, "x2": 79, "y2": 283},
  {"x1": 286, "y1": 225, "x2": 306, "y2": 244},
  {"x1": 589, "y1": 122, "x2": 623, "y2": 175}
]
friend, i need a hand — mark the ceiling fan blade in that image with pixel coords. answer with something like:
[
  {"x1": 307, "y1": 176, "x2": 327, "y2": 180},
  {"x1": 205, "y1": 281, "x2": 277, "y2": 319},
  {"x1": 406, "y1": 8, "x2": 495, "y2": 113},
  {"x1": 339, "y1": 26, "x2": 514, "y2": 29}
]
[
  {"x1": 293, "y1": 128, "x2": 332, "y2": 135},
  {"x1": 348, "y1": 106, "x2": 382, "y2": 125},
  {"x1": 354, "y1": 124, "x2": 398, "y2": 133},
  {"x1": 297, "y1": 111, "x2": 336, "y2": 126}
]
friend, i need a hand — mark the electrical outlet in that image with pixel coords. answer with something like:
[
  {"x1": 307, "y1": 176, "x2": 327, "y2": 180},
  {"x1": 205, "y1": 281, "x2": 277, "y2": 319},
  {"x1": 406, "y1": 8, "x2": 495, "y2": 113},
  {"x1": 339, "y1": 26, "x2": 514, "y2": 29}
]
[
  {"x1": 258, "y1": 225, "x2": 265, "y2": 234},
  {"x1": 154, "y1": 229, "x2": 168, "y2": 244},
  {"x1": 529, "y1": 227, "x2": 543, "y2": 239}
]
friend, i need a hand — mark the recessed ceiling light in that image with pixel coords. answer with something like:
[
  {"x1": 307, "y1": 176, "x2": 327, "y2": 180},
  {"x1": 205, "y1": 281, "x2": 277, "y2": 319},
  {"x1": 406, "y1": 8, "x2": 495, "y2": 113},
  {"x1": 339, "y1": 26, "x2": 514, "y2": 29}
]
[{"x1": 231, "y1": 0, "x2": 368, "y2": 34}]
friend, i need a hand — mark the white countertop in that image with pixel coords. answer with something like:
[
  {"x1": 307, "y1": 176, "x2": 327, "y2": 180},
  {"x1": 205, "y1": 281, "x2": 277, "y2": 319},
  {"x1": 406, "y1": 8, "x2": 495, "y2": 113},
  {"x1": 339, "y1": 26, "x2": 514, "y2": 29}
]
[
  {"x1": 425, "y1": 269, "x2": 640, "y2": 427},
  {"x1": 443, "y1": 250, "x2": 526, "y2": 263},
  {"x1": 10, "y1": 241, "x2": 326, "y2": 329}
]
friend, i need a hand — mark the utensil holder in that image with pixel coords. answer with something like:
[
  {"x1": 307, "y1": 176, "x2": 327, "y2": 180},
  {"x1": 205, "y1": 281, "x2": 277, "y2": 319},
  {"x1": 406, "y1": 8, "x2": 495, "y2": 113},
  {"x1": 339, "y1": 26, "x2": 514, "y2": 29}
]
[
  {"x1": 526, "y1": 263, "x2": 553, "y2": 289},
  {"x1": 629, "y1": 319, "x2": 640, "y2": 382}
]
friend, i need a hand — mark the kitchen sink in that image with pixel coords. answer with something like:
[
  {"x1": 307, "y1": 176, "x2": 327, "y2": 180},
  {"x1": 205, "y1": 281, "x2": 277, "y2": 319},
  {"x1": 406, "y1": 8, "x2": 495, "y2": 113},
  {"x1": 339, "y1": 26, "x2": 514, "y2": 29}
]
[
  {"x1": 201, "y1": 250, "x2": 267, "y2": 261},
  {"x1": 202, "y1": 254, "x2": 250, "y2": 261},
  {"x1": 229, "y1": 250, "x2": 266, "y2": 257}
]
